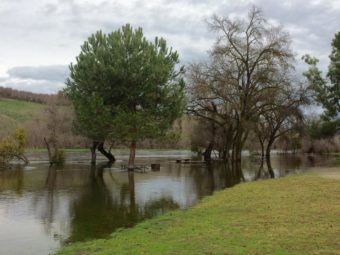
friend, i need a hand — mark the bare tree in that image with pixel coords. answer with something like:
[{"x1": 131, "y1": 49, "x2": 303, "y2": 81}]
[
  {"x1": 254, "y1": 81, "x2": 307, "y2": 176},
  {"x1": 188, "y1": 6, "x2": 294, "y2": 168},
  {"x1": 255, "y1": 74, "x2": 307, "y2": 151},
  {"x1": 43, "y1": 98, "x2": 68, "y2": 165}
]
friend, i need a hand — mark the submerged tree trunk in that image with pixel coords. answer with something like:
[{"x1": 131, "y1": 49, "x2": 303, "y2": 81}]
[
  {"x1": 127, "y1": 141, "x2": 136, "y2": 171},
  {"x1": 44, "y1": 137, "x2": 64, "y2": 166},
  {"x1": 233, "y1": 144, "x2": 242, "y2": 172},
  {"x1": 90, "y1": 141, "x2": 98, "y2": 164},
  {"x1": 203, "y1": 141, "x2": 214, "y2": 162},
  {"x1": 16, "y1": 154, "x2": 29, "y2": 164},
  {"x1": 255, "y1": 157, "x2": 264, "y2": 180},
  {"x1": 91, "y1": 141, "x2": 115, "y2": 164},
  {"x1": 266, "y1": 140, "x2": 275, "y2": 178},
  {"x1": 259, "y1": 139, "x2": 265, "y2": 160},
  {"x1": 266, "y1": 156, "x2": 275, "y2": 178},
  {"x1": 265, "y1": 144, "x2": 271, "y2": 162},
  {"x1": 221, "y1": 126, "x2": 233, "y2": 162},
  {"x1": 231, "y1": 128, "x2": 243, "y2": 173},
  {"x1": 44, "y1": 137, "x2": 52, "y2": 164},
  {"x1": 265, "y1": 139, "x2": 274, "y2": 162},
  {"x1": 221, "y1": 139, "x2": 231, "y2": 162},
  {"x1": 254, "y1": 138, "x2": 265, "y2": 180}
]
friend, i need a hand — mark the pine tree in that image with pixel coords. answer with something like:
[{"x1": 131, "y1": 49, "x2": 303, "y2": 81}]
[{"x1": 65, "y1": 25, "x2": 185, "y2": 169}]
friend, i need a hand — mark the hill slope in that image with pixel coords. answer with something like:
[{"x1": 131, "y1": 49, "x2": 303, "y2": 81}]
[
  {"x1": 0, "y1": 97, "x2": 45, "y2": 136},
  {"x1": 0, "y1": 96, "x2": 191, "y2": 148}
]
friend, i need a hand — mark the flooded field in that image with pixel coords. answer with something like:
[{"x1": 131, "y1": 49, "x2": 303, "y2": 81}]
[{"x1": 0, "y1": 151, "x2": 339, "y2": 254}]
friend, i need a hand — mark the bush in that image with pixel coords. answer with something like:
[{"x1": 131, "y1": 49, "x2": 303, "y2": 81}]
[
  {"x1": 302, "y1": 136, "x2": 340, "y2": 154},
  {"x1": 51, "y1": 149, "x2": 65, "y2": 165},
  {"x1": 0, "y1": 129, "x2": 28, "y2": 165}
]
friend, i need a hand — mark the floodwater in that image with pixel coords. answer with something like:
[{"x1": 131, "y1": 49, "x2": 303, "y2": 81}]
[{"x1": 0, "y1": 151, "x2": 338, "y2": 255}]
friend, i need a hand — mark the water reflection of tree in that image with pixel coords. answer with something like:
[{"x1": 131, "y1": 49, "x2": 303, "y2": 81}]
[
  {"x1": 0, "y1": 166, "x2": 24, "y2": 194},
  {"x1": 254, "y1": 157, "x2": 275, "y2": 180},
  {"x1": 188, "y1": 161, "x2": 245, "y2": 199},
  {"x1": 42, "y1": 166, "x2": 58, "y2": 232},
  {"x1": 266, "y1": 158, "x2": 275, "y2": 178},
  {"x1": 255, "y1": 154, "x2": 305, "y2": 180},
  {"x1": 67, "y1": 162, "x2": 179, "y2": 243},
  {"x1": 188, "y1": 163, "x2": 215, "y2": 199},
  {"x1": 223, "y1": 162, "x2": 244, "y2": 187}
]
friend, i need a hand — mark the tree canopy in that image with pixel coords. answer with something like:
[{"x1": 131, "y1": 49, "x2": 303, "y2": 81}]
[{"x1": 303, "y1": 32, "x2": 340, "y2": 119}]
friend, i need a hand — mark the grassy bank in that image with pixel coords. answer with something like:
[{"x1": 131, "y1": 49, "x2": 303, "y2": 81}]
[{"x1": 58, "y1": 174, "x2": 340, "y2": 255}]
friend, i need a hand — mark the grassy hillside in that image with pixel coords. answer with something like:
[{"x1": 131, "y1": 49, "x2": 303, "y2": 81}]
[
  {"x1": 0, "y1": 97, "x2": 45, "y2": 136},
  {"x1": 0, "y1": 97, "x2": 192, "y2": 148}
]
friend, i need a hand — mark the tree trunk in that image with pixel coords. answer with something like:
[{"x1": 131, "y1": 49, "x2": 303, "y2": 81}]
[
  {"x1": 90, "y1": 141, "x2": 98, "y2": 164},
  {"x1": 218, "y1": 149, "x2": 223, "y2": 159},
  {"x1": 221, "y1": 139, "x2": 231, "y2": 162},
  {"x1": 222, "y1": 126, "x2": 233, "y2": 162},
  {"x1": 203, "y1": 141, "x2": 213, "y2": 162},
  {"x1": 127, "y1": 141, "x2": 136, "y2": 171},
  {"x1": 235, "y1": 144, "x2": 242, "y2": 171},
  {"x1": 231, "y1": 141, "x2": 242, "y2": 174},
  {"x1": 16, "y1": 154, "x2": 29, "y2": 164},
  {"x1": 259, "y1": 139, "x2": 265, "y2": 160},
  {"x1": 232, "y1": 129, "x2": 243, "y2": 172},
  {"x1": 265, "y1": 139, "x2": 274, "y2": 162},
  {"x1": 255, "y1": 158, "x2": 264, "y2": 180},
  {"x1": 44, "y1": 137, "x2": 53, "y2": 165},
  {"x1": 97, "y1": 141, "x2": 115, "y2": 163},
  {"x1": 265, "y1": 140, "x2": 275, "y2": 178}
]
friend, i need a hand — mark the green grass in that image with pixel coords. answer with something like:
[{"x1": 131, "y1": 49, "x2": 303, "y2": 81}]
[
  {"x1": 0, "y1": 97, "x2": 45, "y2": 135},
  {"x1": 0, "y1": 97, "x2": 44, "y2": 121},
  {"x1": 58, "y1": 175, "x2": 340, "y2": 255}
]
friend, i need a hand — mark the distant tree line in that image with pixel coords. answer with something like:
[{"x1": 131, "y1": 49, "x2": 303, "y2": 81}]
[{"x1": 0, "y1": 86, "x2": 69, "y2": 105}]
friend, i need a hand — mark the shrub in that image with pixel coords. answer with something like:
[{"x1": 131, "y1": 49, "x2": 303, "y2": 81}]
[
  {"x1": 302, "y1": 136, "x2": 340, "y2": 154},
  {"x1": 0, "y1": 129, "x2": 28, "y2": 165},
  {"x1": 51, "y1": 149, "x2": 65, "y2": 165}
]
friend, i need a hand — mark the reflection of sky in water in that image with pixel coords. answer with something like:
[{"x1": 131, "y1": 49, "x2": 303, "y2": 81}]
[
  {"x1": 0, "y1": 154, "x2": 338, "y2": 255},
  {"x1": 0, "y1": 195, "x2": 63, "y2": 254},
  {"x1": 0, "y1": 192, "x2": 72, "y2": 254},
  {"x1": 134, "y1": 176, "x2": 197, "y2": 208}
]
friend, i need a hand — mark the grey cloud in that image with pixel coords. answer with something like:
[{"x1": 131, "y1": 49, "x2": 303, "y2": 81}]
[
  {"x1": 0, "y1": 65, "x2": 69, "y2": 94},
  {"x1": 0, "y1": 0, "x2": 339, "y2": 94},
  {"x1": 42, "y1": 3, "x2": 58, "y2": 15},
  {"x1": 253, "y1": 0, "x2": 339, "y2": 69},
  {"x1": 7, "y1": 65, "x2": 69, "y2": 83}
]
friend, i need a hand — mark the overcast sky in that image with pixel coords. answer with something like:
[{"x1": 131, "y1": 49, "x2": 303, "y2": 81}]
[{"x1": 0, "y1": 0, "x2": 339, "y2": 94}]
